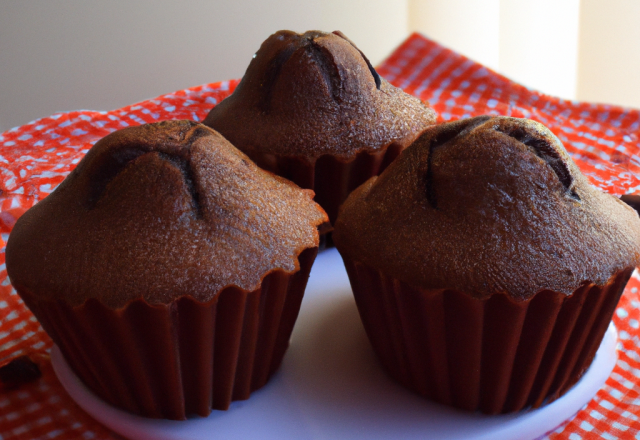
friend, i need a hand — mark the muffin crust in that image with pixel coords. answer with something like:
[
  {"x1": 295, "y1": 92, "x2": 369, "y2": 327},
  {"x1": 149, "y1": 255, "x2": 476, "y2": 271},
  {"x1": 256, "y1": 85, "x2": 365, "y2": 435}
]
[
  {"x1": 334, "y1": 116, "x2": 640, "y2": 300},
  {"x1": 6, "y1": 120, "x2": 328, "y2": 308},
  {"x1": 204, "y1": 30, "x2": 436, "y2": 161}
]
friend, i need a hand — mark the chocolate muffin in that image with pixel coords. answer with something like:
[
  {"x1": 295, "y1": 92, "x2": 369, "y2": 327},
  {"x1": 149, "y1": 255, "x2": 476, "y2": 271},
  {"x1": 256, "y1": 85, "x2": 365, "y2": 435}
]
[
  {"x1": 333, "y1": 116, "x2": 640, "y2": 413},
  {"x1": 6, "y1": 120, "x2": 328, "y2": 419},
  {"x1": 204, "y1": 30, "x2": 436, "y2": 226}
]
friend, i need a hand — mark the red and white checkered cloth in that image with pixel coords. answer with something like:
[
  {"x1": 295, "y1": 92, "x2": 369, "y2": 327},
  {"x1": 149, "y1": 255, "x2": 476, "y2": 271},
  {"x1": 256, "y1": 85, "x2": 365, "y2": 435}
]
[{"x1": 1, "y1": 33, "x2": 640, "y2": 439}]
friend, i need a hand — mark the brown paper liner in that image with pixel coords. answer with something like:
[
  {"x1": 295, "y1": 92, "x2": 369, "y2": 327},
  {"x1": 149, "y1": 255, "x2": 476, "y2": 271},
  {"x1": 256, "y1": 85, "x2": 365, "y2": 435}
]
[
  {"x1": 18, "y1": 247, "x2": 318, "y2": 420},
  {"x1": 246, "y1": 143, "x2": 404, "y2": 227},
  {"x1": 342, "y1": 257, "x2": 632, "y2": 414}
]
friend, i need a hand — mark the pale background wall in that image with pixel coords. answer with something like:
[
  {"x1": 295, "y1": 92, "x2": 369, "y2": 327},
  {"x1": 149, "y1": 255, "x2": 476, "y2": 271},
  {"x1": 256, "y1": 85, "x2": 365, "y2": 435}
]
[
  {"x1": 409, "y1": 0, "x2": 581, "y2": 100},
  {"x1": 408, "y1": 0, "x2": 501, "y2": 71},
  {"x1": 0, "y1": 0, "x2": 407, "y2": 132},
  {"x1": 577, "y1": 0, "x2": 640, "y2": 108},
  {"x1": 1, "y1": 0, "x2": 639, "y2": 133}
]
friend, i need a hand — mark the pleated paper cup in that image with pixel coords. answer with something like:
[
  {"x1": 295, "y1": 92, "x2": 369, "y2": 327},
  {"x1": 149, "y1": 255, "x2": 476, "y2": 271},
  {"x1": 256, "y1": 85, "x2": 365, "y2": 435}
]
[
  {"x1": 342, "y1": 257, "x2": 632, "y2": 414},
  {"x1": 18, "y1": 247, "x2": 318, "y2": 420},
  {"x1": 245, "y1": 143, "x2": 404, "y2": 229}
]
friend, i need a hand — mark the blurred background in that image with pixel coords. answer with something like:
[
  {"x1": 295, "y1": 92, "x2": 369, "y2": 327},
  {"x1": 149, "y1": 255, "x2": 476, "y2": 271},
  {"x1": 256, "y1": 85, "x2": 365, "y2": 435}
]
[{"x1": 1, "y1": 0, "x2": 639, "y2": 132}]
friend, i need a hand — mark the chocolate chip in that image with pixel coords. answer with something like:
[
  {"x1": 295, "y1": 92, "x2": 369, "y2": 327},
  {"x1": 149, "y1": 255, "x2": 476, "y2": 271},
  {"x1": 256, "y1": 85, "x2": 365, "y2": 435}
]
[
  {"x1": 620, "y1": 194, "x2": 640, "y2": 214},
  {"x1": 332, "y1": 31, "x2": 381, "y2": 90},
  {"x1": 0, "y1": 356, "x2": 42, "y2": 391},
  {"x1": 494, "y1": 124, "x2": 580, "y2": 201}
]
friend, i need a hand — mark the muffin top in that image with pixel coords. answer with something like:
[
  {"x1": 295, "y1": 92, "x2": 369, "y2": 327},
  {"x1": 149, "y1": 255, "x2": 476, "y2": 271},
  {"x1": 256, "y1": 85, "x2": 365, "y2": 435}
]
[
  {"x1": 6, "y1": 121, "x2": 328, "y2": 308},
  {"x1": 333, "y1": 116, "x2": 640, "y2": 300},
  {"x1": 203, "y1": 30, "x2": 436, "y2": 161}
]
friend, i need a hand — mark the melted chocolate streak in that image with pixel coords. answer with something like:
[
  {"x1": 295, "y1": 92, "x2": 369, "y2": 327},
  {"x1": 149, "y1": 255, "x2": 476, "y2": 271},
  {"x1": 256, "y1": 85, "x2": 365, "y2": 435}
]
[
  {"x1": 423, "y1": 117, "x2": 581, "y2": 209},
  {"x1": 424, "y1": 117, "x2": 491, "y2": 209},
  {"x1": 495, "y1": 126, "x2": 580, "y2": 201},
  {"x1": 258, "y1": 44, "x2": 299, "y2": 112},
  {"x1": 332, "y1": 30, "x2": 381, "y2": 90},
  {"x1": 307, "y1": 42, "x2": 343, "y2": 104},
  {"x1": 258, "y1": 31, "x2": 382, "y2": 113},
  {"x1": 159, "y1": 152, "x2": 204, "y2": 219},
  {"x1": 84, "y1": 124, "x2": 208, "y2": 218}
]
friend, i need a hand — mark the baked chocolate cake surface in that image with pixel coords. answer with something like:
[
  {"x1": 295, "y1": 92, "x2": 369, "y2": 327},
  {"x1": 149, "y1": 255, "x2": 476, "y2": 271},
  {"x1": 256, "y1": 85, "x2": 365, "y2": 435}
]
[
  {"x1": 203, "y1": 30, "x2": 436, "y2": 161},
  {"x1": 333, "y1": 116, "x2": 640, "y2": 300},
  {"x1": 6, "y1": 120, "x2": 328, "y2": 308}
]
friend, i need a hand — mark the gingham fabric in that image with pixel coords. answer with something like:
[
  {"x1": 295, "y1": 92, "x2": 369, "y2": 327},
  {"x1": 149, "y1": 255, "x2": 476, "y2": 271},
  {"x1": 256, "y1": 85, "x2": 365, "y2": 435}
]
[{"x1": 1, "y1": 33, "x2": 640, "y2": 440}]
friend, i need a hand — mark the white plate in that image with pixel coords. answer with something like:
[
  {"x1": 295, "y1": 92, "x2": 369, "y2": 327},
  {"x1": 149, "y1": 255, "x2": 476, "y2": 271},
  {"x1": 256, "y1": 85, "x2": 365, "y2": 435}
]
[{"x1": 52, "y1": 248, "x2": 618, "y2": 440}]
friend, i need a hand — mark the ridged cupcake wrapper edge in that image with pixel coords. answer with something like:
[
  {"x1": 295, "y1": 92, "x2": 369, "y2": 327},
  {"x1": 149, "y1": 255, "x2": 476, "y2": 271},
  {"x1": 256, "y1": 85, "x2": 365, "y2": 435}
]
[
  {"x1": 246, "y1": 143, "x2": 405, "y2": 227},
  {"x1": 19, "y1": 247, "x2": 318, "y2": 420},
  {"x1": 342, "y1": 257, "x2": 631, "y2": 414}
]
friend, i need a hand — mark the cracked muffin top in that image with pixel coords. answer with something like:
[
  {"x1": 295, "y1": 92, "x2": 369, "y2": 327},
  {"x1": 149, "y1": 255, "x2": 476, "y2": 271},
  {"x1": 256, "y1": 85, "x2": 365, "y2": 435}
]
[
  {"x1": 333, "y1": 116, "x2": 640, "y2": 300},
  {"x1": 6, "y1": 120, "x2": 328, "y2": 308},
  {"x1": 203, "y1": 30, "x2": 436, "y2": 161}
]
